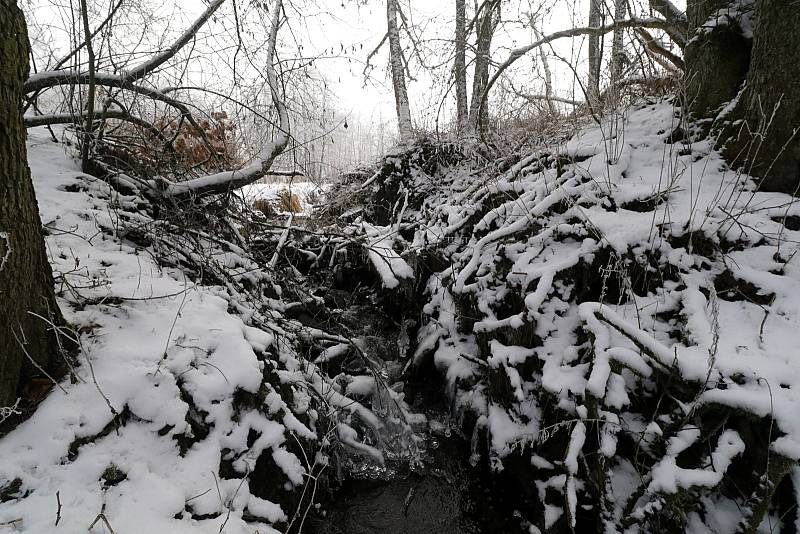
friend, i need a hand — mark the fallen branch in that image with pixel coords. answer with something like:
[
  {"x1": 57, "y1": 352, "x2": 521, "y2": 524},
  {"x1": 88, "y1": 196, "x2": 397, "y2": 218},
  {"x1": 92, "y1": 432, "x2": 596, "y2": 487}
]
[{"x1": 159, "y1": 0, "x2": 288, "y2": 198}]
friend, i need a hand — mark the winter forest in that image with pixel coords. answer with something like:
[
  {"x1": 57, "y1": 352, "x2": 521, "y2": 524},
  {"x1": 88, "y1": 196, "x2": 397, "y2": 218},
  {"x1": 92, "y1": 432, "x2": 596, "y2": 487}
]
[{"x1": 1, "y1": 0, "x2": 799, "y2": 532}]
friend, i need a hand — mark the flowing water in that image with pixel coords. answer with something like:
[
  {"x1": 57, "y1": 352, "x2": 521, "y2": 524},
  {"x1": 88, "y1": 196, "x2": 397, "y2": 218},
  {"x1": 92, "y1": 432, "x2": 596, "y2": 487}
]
[
  {"x1": 302, "y1": 274, "x2": 530, "y2": 533},
  {"x1": 309, "y1": 362, "x2": 530, "y2": 534}
]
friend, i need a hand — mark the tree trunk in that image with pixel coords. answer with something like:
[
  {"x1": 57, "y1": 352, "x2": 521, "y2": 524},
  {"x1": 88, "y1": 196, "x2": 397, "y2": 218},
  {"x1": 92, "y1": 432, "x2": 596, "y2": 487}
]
[
  {"x1": 684, "y1": 0, "x2": 751, "y2": 116},
  {"x1": 608, "y1": 0, "x2": 628, "y2": 108},
  {"x1": 0, "y1": 0, "x2": 66, "y2": 408},
  {"x1": 587, "y1": 0, "x2": 602, "y2": 108},
  {"x1": 468, "y1": 0, "x2": 499, "y2": 133},
  {"x1": 610, "y1": 0, "x2": 627, "y2": 84},
  {"x1": 454, "y1": 0, "x2": 468, "y2": 132},
  {"x1": 387, "y1": 0, "x2": 413, "y2": 143},
  {"x1": 533, "y1": 26, "x2": 557, "y2": 115},
  {"x1": 720, "y1": 0, "x2": 800, "y2": 194}
]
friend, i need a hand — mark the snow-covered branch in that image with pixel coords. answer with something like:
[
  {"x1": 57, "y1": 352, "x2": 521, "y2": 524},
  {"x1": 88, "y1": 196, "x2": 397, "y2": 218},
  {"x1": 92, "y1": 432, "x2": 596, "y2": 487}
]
[
  {"x1": 161, "y1": 0, "x2": 288, "y2": 198},
  {"x1": 648, "y1": 0, "x2": 687, "y2": 47},
  {"x1": 23, "y1": 0, "x2": 226, "y2": 94}
]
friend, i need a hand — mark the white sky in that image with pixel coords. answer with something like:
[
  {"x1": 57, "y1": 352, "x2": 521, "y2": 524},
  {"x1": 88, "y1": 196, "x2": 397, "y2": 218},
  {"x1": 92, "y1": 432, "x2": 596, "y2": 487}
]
[{"x1": 286, "y1": 0, "x2": 684, "y2": 128}]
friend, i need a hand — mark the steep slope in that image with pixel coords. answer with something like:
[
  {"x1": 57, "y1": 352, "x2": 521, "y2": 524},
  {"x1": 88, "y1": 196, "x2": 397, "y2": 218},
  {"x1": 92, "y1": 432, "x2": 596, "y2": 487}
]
[
  {"x1": 326, "y1": 98, "x2": 800, "y2": 533},
  {"x1": 0, "y1": 129, "x2": 373, "y2": 533}
]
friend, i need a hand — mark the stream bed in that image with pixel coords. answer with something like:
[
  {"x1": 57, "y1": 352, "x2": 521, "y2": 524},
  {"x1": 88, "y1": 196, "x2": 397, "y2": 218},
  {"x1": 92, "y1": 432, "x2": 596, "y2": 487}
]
[
  {"x1": 308, "y1": 368, "x2": 531, "y2": 534},
  {"x1": 298, "y1": 260, "x2": 532, "y2": 533}
]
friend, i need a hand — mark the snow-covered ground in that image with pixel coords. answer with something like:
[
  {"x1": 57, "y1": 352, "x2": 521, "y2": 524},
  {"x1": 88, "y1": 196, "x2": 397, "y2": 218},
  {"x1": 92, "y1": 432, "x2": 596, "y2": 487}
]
[
  {"x1": 0, "y1": 130, "x2": 315, "y2": 533},
  {"x1": 240, "y1": 181, "x2": 327, "y2": 216},
  {"x1": 357, "y1": 99, "x2": 800, "y2": 531},
  {"x1": 6, "y1": 95, "x2": 800, "y2": 533}
]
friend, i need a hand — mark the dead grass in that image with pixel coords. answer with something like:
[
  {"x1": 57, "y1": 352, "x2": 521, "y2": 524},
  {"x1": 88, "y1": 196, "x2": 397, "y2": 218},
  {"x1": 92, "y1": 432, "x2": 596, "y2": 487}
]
[{"x1": 278, "y1": 190, "x2": 302, "y2": 213}]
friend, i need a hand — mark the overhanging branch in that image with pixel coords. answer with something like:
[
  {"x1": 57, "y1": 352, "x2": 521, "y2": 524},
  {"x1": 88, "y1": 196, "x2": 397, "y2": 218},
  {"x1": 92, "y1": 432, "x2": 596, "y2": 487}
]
[
  {"x1": 478, "y1": 17, "x2": 681, "y2": 134},
  {"x1": 160, "y1": 0, "x2": 288, "y2": 198},
  {"x1": 23, "y1": 0, "x2": 226, "y2": 94}
]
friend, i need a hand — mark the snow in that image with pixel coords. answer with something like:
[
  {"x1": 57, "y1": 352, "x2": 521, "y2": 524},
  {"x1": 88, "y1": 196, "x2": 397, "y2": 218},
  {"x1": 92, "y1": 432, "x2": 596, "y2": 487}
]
[
  {"x1": 0, "y1": 128, "x2": 331, "y2": 533},
  {"x1": 390, "y1": 97, "x2": 800, "y2": 531},
  {"x1": 240, "y1": 181, "x2": 326, "y2": 217},
  {"x1": 8, "y1": 90, "x2": 800, "y2": 532},
  {"x1": 361, "y1": 222, "x2": 414, "y2": 289},
  {"x1": 647, "y1": 430, "x2": 745, "y2": 494}
]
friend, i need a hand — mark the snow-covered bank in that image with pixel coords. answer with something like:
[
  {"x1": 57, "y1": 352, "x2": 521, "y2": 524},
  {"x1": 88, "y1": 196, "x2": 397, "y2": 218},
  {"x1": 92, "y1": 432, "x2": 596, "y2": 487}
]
[
  {"x1": 325, "y1": 98, "x2": 800, "y2": 532},
  {"x1": 0, "y1": 130, "x2": 376, "y2": 533},
  {"x1": 6, "y1": 94, "x2": 800, "y2": 533}
]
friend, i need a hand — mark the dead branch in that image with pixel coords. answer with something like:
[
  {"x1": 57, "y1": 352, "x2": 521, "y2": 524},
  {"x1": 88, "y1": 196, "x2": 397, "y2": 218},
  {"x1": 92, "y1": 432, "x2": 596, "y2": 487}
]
[
  {"x1": 648, "y1": 0, "x2": 688, "y2": 47},
  {"x1": 635, "y1": 27, "x2": 684, "y2": 70},
  {"x1": 159, "y1": 0, "x2": 288, "y2": 198}
]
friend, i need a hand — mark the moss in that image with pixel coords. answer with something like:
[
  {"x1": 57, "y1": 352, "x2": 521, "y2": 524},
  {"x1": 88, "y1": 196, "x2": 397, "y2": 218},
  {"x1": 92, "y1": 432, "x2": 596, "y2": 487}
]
[{"x1": 100, "y1": 464, "x2": 127, "y2": 487}]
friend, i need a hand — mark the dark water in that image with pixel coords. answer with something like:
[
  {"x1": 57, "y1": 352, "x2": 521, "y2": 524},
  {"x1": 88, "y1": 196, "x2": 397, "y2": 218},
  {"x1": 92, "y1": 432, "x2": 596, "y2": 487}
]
[
  {"x1": 318, "y1": 472, "x2": 479, "y2": 534},
  {"x1": 310, "y1": 423, "x2": 531, "y2": 534},
  {"x1": 307, "y1": 304, "x2": 530, "y2": 534}
]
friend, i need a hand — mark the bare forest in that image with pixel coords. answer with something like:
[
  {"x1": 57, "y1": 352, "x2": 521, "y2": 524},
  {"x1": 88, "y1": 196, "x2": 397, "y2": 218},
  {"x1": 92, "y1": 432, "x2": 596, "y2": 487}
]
[{"x1": 2, "y1": 0, "x2": 800, "y2": 532}]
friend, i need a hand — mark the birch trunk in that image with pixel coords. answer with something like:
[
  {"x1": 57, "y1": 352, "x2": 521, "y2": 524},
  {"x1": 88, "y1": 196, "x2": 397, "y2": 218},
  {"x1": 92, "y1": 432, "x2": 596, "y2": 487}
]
[
  {"x1": 587, "y1": 0, "x2": 602, "y2": 108},
  {"x1": 454, "y1": 0, "x2": 468, "y2": 132},
  {"x1": 387, "y1": 0, "x2": 413, "y2": 143},
  {"x1": 610, "y1": 0, "x2": 626, "y2": 84}
]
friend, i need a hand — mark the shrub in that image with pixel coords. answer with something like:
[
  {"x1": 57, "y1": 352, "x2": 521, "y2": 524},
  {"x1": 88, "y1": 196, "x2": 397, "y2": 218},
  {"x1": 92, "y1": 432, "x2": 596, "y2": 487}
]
[
  {"x1": 252, "y1": 198, "x2": 275, "y2": 218},
  {"x1": 278, "y1": 190, "x2": 302, "y2": 213}
]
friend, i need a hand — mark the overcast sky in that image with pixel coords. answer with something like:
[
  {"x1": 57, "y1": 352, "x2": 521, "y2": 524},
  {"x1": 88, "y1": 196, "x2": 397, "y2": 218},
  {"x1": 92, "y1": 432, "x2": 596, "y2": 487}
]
[{"x1": 24, "y1": 0, "x2": 686, "y2": 130}]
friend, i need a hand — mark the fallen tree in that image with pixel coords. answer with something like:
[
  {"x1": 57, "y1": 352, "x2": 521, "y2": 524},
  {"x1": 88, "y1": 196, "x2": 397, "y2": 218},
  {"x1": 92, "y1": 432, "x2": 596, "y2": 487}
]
[{"x1": 23, "y1": 0, "x2": 289, "y2": 200}]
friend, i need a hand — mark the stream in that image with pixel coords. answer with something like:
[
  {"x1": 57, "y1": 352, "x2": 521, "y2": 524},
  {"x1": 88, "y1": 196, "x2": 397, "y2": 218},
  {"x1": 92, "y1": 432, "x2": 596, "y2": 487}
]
[
  {"x1": 288, "y1": 253, "x2": 532, "y2": 533},
  {"x1": 308, "y1": 353, "x2": 530, "y2": 534}
]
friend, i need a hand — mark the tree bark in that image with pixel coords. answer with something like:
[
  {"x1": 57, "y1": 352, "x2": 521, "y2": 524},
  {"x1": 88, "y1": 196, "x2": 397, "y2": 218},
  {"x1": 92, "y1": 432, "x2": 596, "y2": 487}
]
[
  {"x1": 454, "y1": 0, "x2": 468, "y2": 132},
  {"x1": 684, "y1": 0, "x2": 751, "y2": 116},
  {"x1": 720, "y1": 0, "x2": 800, "y2": 194},
  {"x1": 0, "y1": 0, "x2": 66, "y2": 407},
  {"x1": 387, "y1": 0, "x2": 413, "y2": 143},
  {"x1": 587, "y1": 0, "x2": 603, "y2": 108},
  {"x1": 468, "y1": 0, "x2": 499, "y2": 133},
  {"x1": 79, "y1": 0, "x2": 96, "y2": 173},
  {"x1": 610, "y1": 0, "x2": 627, "y2": 84}
]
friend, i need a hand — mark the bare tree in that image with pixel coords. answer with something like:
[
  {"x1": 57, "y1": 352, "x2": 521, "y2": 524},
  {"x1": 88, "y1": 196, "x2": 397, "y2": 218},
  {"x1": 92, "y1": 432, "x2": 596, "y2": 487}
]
[
  {"x1": 468, "y1": 0, "x2": 500, "y2": 132},
  {"x1": 387, "y1": 0, "x2": 413, "y2": 143},
  {"x1": 610, "y1": 0, "x2": 627, "y2": 85},
  {"x1": 587, "y1": 0, "x2": 603, "y2": 108},
  {"x1": 0, "y1": 0, "x2": 67, "y2": 407},
  {"x1": 454, "y1": 0, "x2": 468, "y2": 131},
  {"x1": 22, "y1": 0, "x2": 288, "y2": 199},
  {"x1": 475, "y1": 16, "x2": 681, "y2": 135}
]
